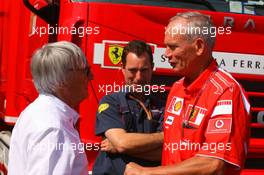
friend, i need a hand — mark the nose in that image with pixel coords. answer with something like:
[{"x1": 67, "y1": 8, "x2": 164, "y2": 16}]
[
  {"x1": 165, "y1": 47, "x2": 172, "y2": 60},
  {"x1": 134, "y1": 70, "x2": 143, "y2": 83}
]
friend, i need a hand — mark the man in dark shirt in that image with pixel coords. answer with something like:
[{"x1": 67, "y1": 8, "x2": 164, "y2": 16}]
[{"x1": 93, "y1": 40, "x2": 164, "y2": 175}]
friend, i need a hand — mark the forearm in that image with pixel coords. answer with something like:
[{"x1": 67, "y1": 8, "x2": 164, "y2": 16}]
[
  {"x1": 131, "y1": 147, "x2": 162, "y2": 161},
  {"x1": 122, "y1": 132, "x2": 163, "y2": 154},
  {"x1": 116, "y1": 132, "x2": 163, "y2": 154},
  {"x1": 105, "y1": 129, "x2": 163, "y2": 154},
  {"x1": 140, "y1": 156, "x2": 225, "y2": 175}
]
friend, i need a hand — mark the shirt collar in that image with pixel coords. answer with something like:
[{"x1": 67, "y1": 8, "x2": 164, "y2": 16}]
[
  {"x1": 184, "y1": 59, "x2": 218, "y2": 93},
  {"x1": 39, "y1": 94, "x2": 79, "y2": 125}
]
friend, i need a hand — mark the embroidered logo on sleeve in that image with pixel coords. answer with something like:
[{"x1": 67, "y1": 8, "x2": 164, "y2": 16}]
[
  {"x1": 165, "y1": 116, "x2": 174, "y2": 125},
  {"x1": 98, "y1": 103, "x2": 109, "y2": 113},
  {"x1": 167, "y1": 97, "x2": 184, "y2": 115},
  {"x1": 207, "y1": 118, "x2": 232, "y2": 134},
  {"x1": 186, "y1": 105, "x2": 207, "y2": 126},
  {"x1": 211, "y1": 100, "x2": 232, "y2": 118}
]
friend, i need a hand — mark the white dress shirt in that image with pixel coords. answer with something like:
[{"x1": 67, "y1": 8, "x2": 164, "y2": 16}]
[{"x1": 8, "y1": 94, "x2": 88, "y2": 175}]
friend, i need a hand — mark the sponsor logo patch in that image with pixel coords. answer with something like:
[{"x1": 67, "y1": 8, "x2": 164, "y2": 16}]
[
  {"x1": 211, "y1": 100, "x2": 232, "y2": 118},
  {"x1": 185, "y1": 105, "x2": 207, "y2": 126},
  {"x1": 167, "y1": 97, "x2": 184, "y2": 115},
  {"x1": 98, "y1": 103, "x2": 109, "y2": 113},
  {"x1": 165, "y1": 116, "x2": 174, "y2": 125},
  {"x1": 207, "y1": 118, "x2": 232, "y2": 134}
]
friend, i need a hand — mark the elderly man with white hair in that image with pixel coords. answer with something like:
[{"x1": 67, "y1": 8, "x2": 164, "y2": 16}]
[
  {"x1": 124, "y1": 11, "x2": 250, "y2": 175},
  {"x1": 8, "y1": 41, "x2": 92, "y2": 175}
]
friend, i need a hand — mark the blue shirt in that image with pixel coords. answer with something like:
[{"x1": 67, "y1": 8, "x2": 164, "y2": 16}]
[{"x1": 93, "y1": 92, "x2": 164, "y2": 175}]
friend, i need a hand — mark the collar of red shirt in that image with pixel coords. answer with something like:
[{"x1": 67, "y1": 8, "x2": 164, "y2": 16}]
[{"x1": 183, "y1": 59, "x2": 218, "y2": 93}]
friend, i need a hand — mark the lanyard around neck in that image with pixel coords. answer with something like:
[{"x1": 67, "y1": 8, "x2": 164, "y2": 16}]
[{"x1": 128, "y1": 95, "x2": 152, "y2": 120}]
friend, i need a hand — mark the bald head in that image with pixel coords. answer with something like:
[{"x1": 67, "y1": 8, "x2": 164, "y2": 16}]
[
  {"x1": 167, "y1": 11, "x2": 216, "y2": 50},
  {"x1": 164, "y1": 12, "x2": 216, "y2": 83}
]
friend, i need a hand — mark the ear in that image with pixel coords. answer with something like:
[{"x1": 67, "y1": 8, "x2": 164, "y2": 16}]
[
  {"x1": 194, "y1": 38, "x2": 205, "y2": 56},
  {"x1": 54, "y1": 83, "x2": 66, "y2": 100}
]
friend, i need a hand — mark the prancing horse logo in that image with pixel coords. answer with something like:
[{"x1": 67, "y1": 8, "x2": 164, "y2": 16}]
[{"x1": 108, "y1": 45, "x2": 123, "y2": 65}]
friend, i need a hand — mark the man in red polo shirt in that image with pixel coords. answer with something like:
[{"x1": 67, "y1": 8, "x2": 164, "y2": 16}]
[{"x1": 124, "y1": 11, "x2": 250, "y2": 175}]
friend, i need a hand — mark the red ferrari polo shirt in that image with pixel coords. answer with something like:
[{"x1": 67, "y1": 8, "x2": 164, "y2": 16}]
[{"x1": 162, "y1": 60, "x2": 250, "y2": 174}]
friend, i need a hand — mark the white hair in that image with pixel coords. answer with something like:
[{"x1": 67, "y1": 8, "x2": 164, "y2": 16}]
[
  {"x1": 170, "y1": 11, "x2": 216, "y2": 50},
  {"x1": 30, "y1": 41, "x2": 88, "y2": 94}
]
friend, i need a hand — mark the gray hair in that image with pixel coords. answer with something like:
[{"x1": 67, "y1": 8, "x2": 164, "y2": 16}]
[
  {"x1": 30, "y1": 41, "x2": 88, "y2": 94},
  {"x1": 169, "y1": 11, "x2": 216, "y2": 50}
]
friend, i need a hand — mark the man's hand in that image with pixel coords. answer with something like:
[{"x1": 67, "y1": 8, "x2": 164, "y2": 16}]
[
  {"x1": 124, "y1": 162, "x2": 149, "y2": 175},
  {"x1": 105, "y1": 128, "x2": 163, "y2": 154},
  {"x1": 124, "y1": 156, "x2": 226, "y2": 175},
  {"x1": 100, "y1": 138, "x2": 118, "y2": 153}
]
